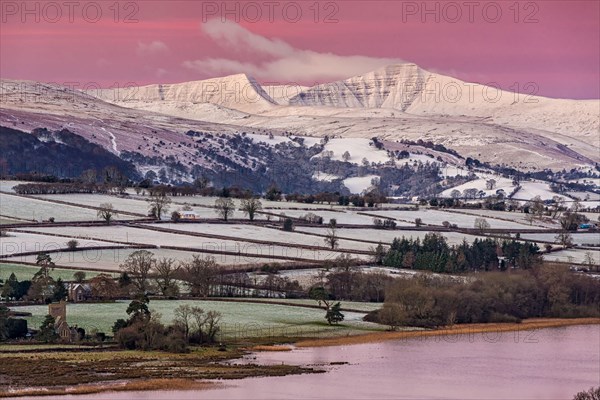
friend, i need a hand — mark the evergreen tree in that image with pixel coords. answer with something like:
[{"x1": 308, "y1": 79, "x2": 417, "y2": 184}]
[
  {"x1": 38, "y1": 315, "x2": 58, "y2": 343},
  {"x1": 325, "y1": 302, "x2": 345, "y2": 325},
  {"x1": 53, "y1": 278, "x2": 68, "y2": 302}
]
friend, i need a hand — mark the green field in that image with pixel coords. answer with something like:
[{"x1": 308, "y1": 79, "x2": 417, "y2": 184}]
[
  {"x1": 0, "y1": 263, "x2": 115, "y2": 282},
  {"x1": 12, "y1": 299, "x2": 384, "y2": 339}
]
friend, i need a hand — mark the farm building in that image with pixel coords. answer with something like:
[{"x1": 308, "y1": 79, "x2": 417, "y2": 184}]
[{"x1": 180, "y1": 211, "x2": 200, "y2": 220}]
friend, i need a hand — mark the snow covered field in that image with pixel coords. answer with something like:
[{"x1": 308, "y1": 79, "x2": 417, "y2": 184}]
[
  {"x1": 440, "y1": 175, "x2": 515, "y2": 198},
  {"x1": 543, "y1": 249, "x2": 599, "y2": 265},
  {"x1": 269, "y1": 209, "x2": 381, "y2": 226},
  {"x1": 315, "y1": 138, "x2": 390, "y2": 164},
  {"x1": 0, "y1": 181, "x2": 31, "y2": 192},
  {"x1": 0, "y1": 194, "x2": 104, "y2": 222},
  {"x1": 0, "y1": 231, "x2": 115, "y2": 256},
  {"x1": 33, "y1": 193, "x2": 150, "y2": 215},
  {"x1": 296, "y1": 227, "x2": 484, "y2": 246},
  {"x1": 521, "y1": 233, "x2": 600, "y2": 246},
  {"x1": 343, "y1": 175, "x2": 379, "y2": 194},
  {"x1": 152, "y1": 223, "x2": 374, "y2": 251},
  {"x1": 369, "y1": 209, "x2": 531, "y2": 229},
  {"x1": 446, "y1": 208, "x2": 559, "y2": 228},
  {"x1": 168, "y1": 195, "x2": 347, "y2": 212},
  {"x1": 4, "y1": 248, "x2": 278, "y2": 271},
  {"x1": 22, "y1": 225, "x2": 363, "y2": 262},
  {"x1": 513, "y1": 181, "x2": 564, "y2": 201}
]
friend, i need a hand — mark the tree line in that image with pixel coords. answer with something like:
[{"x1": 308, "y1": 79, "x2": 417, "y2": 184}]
[
  {"x1": 377, "y1": 233, "x2": 541, "y2": 273},
  {"x1": 369, "y1": 265, "x2": 600, "y2": 329}
]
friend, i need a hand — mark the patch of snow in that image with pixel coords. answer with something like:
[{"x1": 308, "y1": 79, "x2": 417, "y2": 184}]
[
  {"x1": 315, "y1": 138, "x2": 390, "y2": 164},
  {"x1": 343, "y1": 175, "x2": 379, "y2": 194}
]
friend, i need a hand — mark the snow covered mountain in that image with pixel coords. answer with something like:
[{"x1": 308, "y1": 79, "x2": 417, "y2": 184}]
[
  {"x1": 86, "y1": 63, "x2": 599, "y2": 171},
  {"x1": 1, "y1": 63, "x2": 598, "y2": 184},
  {"x1": 287, "y1": 63, "x2": 599, "y2": 142},
  {"x1": 94, "y1": 73, "x2": 277, "y2": 114}
]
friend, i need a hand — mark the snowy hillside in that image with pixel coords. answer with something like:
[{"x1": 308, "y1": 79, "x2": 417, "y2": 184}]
[
  {"x1": 79, "y1": 63, "x2": 598, "y2": 171},
  {"x1": 95, "y1": 73, "x2": 277, "y2": 114}
]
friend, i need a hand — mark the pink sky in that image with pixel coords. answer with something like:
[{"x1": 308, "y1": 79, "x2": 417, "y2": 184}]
[{"x1": 1, "y1": 1, "x2": 598, "y2": 99}]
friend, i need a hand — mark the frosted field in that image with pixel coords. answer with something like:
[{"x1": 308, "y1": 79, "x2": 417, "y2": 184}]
[
  {"x1": 568, "y1": 191, "x2": 600, "y2": 201},
  {"x1": 32, "y1": 194, "x2": 274, "y2": 220},
  {"x1": 0, "y1": 231, "x2": 116, "y2": 256},
  {"x1": 168, "y1": 195, "x2": 348, "y2": 211},
  {"x1": 269, "y1": 209, "x2": 381, "y2": 226},
  {"x1": 23, "y1": 226, "x2": 363, "y2": 262},
  {"x1": 4, "y1": 248, "x2": 279, "y2": 271},
  {"x1": 544, "y1": 249, "x2": 600, "y2": 265},
  {"x1": 0, "y1": 181, "x2": 32, "y2": 192},
  {"x1": 315, "y1": 138, "x2": 391, "y2": 164},
  {"x1": 255, "y1": 299, "x2": 382, "y2": 313},
  {"x1": 446, "y1": 209, "x2": 559, "y2": 228},
  {"x1": 513, "y1": 181, "x2": 564, "y2": 201},
  {"x1": 13, "y1": 300, "x2": 383, "y2": 338},
  {"x1": 0, "y1": 194, "x2": 103, "y2": 222},
  {"x1": 34, "y1": 193, "x2": 149, "y2": 216},
  {"x1": 521, "y1": 233, "x2": 600, "y2": 246},
  {"x1": 369, "y1": 209, "x2": 530, "y2": 229},
  {"x1": 0, "y1": 263, "x2": 115, "y2": 282},
  {"x1": 440, "y1": 175, "x2": 515, "y2": 198},
  {"x1": 296, "y1": 227, "x2": 483, "y2": 246},
  {"x1": 0, "y1": 217, "x2": 21, "y2": 225},
  {"x1": 152, "y1": 223, "x2": 375, "y2": 251}
]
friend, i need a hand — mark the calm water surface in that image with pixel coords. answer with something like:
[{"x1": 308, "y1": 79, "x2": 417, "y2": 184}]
[{"x1": 17, "y1": 325, "x2": 600, "y2": 400}]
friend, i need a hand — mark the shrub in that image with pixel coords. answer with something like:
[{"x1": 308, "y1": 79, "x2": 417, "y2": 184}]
[
  {"x1": 66, "y1": 239, "x2": 79, "y2": 250},
  {"x1": 6, "y1": 318, "x2": 28, "y2": 339},
  {"x1": 573, "y1": 387, "x2": 600, "y2": 400},
  {"x1": 283, "y1": 218, "x2": 294, "y2": 231}
]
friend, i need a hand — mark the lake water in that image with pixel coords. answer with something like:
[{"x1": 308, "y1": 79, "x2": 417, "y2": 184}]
[{"x1": 14, "y1": 325, "x2": 600, "y2": 400}]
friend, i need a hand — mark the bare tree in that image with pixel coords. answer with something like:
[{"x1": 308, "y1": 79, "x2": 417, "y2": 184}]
[
  {"x1": 342, "y1": 151, "x2": 351, "y2": 162},
  {"x1": 555, "y1": 231, "x2": 574, "y2": 248},
  {"x1": 240, "y1": 198, "x2": 262, "y2": 221},
  {"x1": 154, "y1": 257, "x2": 179, "y2": 297},
  {"x1": 551, "y1": 196, "x2": 566, "y2": 218},
  {"x1": 174, "y1": 304, "x2": 193, "y2": 340},
  {"x1": 486, "y1": 179, "x2": 497, "y2": 190},
  {"x1": 215, "y1": 198, "x2": 235, "y2": 221},
  {"x1": 324, "y1": 220, "x2": 339, "y2": 249},
  {"x1": 120, "y1": 250, "x2": 156, "y2": 295},
  {"x1": 181, "y1": 255, "x2": 218, "y2": 297},
  {"x1": 203, "y1": 311, "x2": 222, "y2": 343},
  {"x1": 529, "y1": 196, "x2": 545, "y2": 219},
  {"x1": 583, "y1": 252, "x2": 598, "y2": 272},
  {"x1": 474, "y1": 217, "x2": 490, "y2": 232},
  {"x1": 97, "y1": 203, "x2": 117, "y2": 224},
  {"x1": 147, "y1": 192, "x2": 171, "y2": 219}
]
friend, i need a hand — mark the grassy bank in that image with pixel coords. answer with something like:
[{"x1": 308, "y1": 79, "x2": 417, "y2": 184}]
[
  {"x1": 0, "y1": 346, "x2": 320, "y2": 398},
  {"x1": 295, "y1": 317, "x2": 600, "y2": 347},
  {"x1": 1, "y1": 379, "x2": 218, "y2": 398}
]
